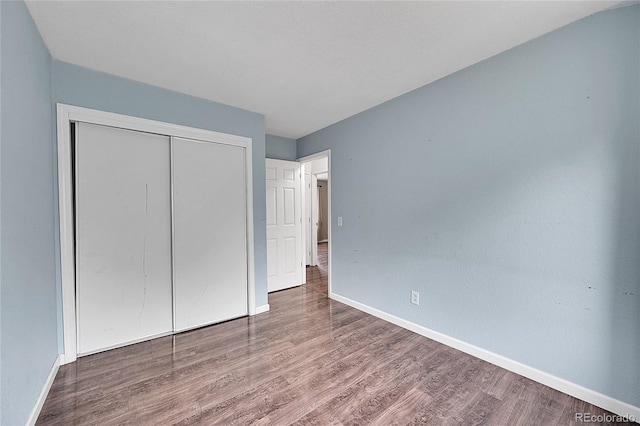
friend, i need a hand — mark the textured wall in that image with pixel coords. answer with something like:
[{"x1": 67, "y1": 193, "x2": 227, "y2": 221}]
[
  {"x1": 298, "y1": 6, "x2": 640, "y2": 407},
  {"x1": 266, "y1": 134, "x2": 297, "y2": 161},
  {"x1": 1, "y1": 2, "x2": 58, "y2": 424}
]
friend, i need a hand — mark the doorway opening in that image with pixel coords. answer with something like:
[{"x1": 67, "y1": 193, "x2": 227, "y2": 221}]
[{"x1": 298, "y1": 150, "x2": 331, "y2": 297}]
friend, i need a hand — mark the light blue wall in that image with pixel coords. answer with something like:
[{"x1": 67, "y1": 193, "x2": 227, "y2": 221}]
[
  {"x1": 0, "y1": 10, "x2": 270, "y2": 420},
  {"x1": 1, "y1": 3, "x2": 3, "y2": 423},
  {"x1": 1, "y1": 2, "x2": 58, "y2": 424},
  {"x1": 51, "y1": 60, "x2": 269, "y2": 331},
  {"x1": 266, "y1": 134, "x2": 297, "y2": 161},
  {"x1": 299, "y1": 5, "x2": 640, "y2": 407}
]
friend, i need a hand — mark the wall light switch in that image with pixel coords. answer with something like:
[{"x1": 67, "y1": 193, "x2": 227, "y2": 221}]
[{"x1": 337, "y1": 216, "x2": 343, "y2": 227}]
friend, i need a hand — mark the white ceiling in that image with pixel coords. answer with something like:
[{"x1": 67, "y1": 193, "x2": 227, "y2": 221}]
[{"x1": 26, "y1": 1, "x2": 618, "y2": 139}]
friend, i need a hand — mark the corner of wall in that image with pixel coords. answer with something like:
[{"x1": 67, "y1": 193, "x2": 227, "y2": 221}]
[{"x1": 1, "y1": 1, "x2": 60, "y2": 423}]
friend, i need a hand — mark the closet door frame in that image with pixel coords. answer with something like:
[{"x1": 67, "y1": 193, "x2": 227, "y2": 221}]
[{"x1": 56, "y1": 103, "x2": 256, "y2": 364}]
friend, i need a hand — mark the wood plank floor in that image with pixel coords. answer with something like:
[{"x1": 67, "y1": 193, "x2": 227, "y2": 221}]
[{"x1": 38, "y1": 243, "x2": 633, "y2": 425}]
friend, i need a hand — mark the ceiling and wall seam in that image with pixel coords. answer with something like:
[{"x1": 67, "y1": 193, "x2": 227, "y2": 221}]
[{"x1": 24, "y1": 1, "x2": 619, "y2": 139}]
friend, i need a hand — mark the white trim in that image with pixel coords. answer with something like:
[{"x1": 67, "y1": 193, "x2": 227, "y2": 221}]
[
  {"x1": 245, "y1": 137, "x2": 256, "y2": 315},
  {"x1": 57, "y1": 103, "x2": 256, "y2": 363},
  {"x1": 311, "y1": 175, "x2": 318, "y2": 265},
  {"x1": 329, "y1": 292, "x2": 640, "y2": 422},
  {"x1": 58, "y1": 354, "x2": 69, "y2": 365},
  {"x1": 299, "y1": 164, "x2": 307, "y2": 284},
  {"x1": 79, "y1": 331, "x2": 174, "y2": 357},
  {"x1": 254, "y1": 304, "x2": 270, "y2": 315},
  {"x1": 26, "y1": 355, "x2": 61, "y2": 426},
  {"x1": 59, "y1": 105, "x2": 249, "y2": 146},
  {"x1": 57, "y1": 105, "x2": 76, "y2": 364},
  {"x1": 170, "y1": 138, "x2": 177, "y2": 331},
  {"x1": 297, "y1": 150, "x2": 332, "y2": 296}
]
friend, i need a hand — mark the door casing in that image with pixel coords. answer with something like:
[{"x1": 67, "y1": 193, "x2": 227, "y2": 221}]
[
  {"x1": 57, "y1": 103, "x2": 256, "y2": 364},
  {"x1": 297, "y1": 150, "x2": 332, "y2": 297}
]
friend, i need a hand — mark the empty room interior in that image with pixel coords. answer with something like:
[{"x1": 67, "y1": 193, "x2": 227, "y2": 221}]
[{"x1": 1, "y1": 1, "x2": 639, "y2": 425}]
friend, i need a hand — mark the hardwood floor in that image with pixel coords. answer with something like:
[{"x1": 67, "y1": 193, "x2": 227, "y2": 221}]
[
  {"x1": 38, "y1": 242, "x2": 632, "y2": 425},
  {"x1": 304, "y1": 242, "x2": 328, "y2": 297}
]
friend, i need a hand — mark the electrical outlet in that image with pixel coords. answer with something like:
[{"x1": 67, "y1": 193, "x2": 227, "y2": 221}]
[{"x1": 411, "y1": 291, "x2": 419, "y2": 306}]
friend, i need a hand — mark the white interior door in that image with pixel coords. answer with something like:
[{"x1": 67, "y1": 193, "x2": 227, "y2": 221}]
[
  {"x1": 172, "y1": 137, "x2": 248, "y2": 332},
  {"x1": 311, "y1": 174, "x2": 319, "y2": 265},
  {"x1": 266, "y1": 159, "x2": 303, "y2": 292},
  {"x1": 304, "y1": 171, "x2": 313, "y2": 266},
  {"x1": 75, "y1": 123, "x2": 173, "y2": 355}
]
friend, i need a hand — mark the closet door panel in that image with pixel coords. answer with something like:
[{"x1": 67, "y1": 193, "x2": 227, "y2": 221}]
[
  {"x1": 76, "y1": 123, "x2": 173, "y2": 355},
  {"x1": 172, "y1": 137, "x2": 248, "y2": 332}
]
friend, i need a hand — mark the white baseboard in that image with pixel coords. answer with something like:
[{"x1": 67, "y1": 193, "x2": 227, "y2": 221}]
[
  {"x1": 59, "y1": 353, "x2": 74, "y2": 365},
  {"x1": 26, "y1": 354, "x2": 61, "y2": 426},
  {"x1": 254, "y1": 304, "x2": 270, "y2": 315},
  {"x1": 329, "y1": 292, "x2": 640, "y2": 422}
]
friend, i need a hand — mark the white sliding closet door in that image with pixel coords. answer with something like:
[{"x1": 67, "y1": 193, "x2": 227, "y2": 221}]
[
  {"x1": 172, "y1": 137, "x2": 248, "y2": 332},
  {"x1": 76, "y1": 123, "x2": 173, "y2": 355}
]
